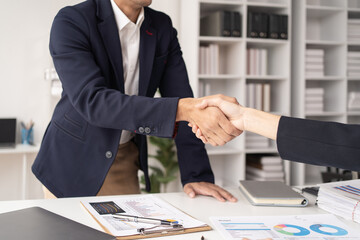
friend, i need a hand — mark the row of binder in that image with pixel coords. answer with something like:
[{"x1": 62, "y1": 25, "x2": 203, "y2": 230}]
[
  {"x1": 248, "y1": 12, "x2": 288, "y2": 39},
  {"x1": 200, "y1": 11, "x2": 241, "y2": 37}
]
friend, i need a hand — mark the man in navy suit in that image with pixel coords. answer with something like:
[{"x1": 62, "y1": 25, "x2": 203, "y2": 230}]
[{"x1": 32, "y1": 0, "x2": 240, "y2": 202}]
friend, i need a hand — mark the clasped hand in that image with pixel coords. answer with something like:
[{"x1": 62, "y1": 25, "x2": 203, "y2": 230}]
[
  {"x1": 177, "y1": 95, "x2": 243, "y2": 146},
  {"x1": 185, "y1": 94, "x2": 245, "y2": 146}
]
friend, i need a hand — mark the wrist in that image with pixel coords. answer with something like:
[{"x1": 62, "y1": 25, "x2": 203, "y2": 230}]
[{"x1": 176, "y1": 98, "x2": 194, "y2": 122}]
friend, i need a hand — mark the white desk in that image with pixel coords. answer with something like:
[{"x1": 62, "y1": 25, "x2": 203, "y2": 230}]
[
  {"x1": 0, "y1": 144, "x2": 39, "y2": 199},
  {"x1": 0, "y1": 188, "x2": 358, "y2": 239}
]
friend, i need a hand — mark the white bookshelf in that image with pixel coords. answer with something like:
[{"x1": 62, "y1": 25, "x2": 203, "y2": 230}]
[
  {"x1": 180, "y1": 0, "x2": 292, "y2": 186},
  {"x1": 292, "y1": 0, "x2": 360, "y2": 186}
]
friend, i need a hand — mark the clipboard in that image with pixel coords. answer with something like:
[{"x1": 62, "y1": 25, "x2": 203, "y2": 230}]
[{"x1": 80, "y1": 196, "x2": 211, "y2": 239}]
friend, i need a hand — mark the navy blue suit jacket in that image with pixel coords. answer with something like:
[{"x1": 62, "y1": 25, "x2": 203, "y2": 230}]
[
  {"x1": 277, "y1": 116, "x2": 360, "y2": 172},
  {"x1": 32, "y1": 0, "x2": 214, "y2": 197}
]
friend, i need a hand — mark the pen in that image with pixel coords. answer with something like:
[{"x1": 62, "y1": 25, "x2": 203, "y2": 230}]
[{"x1": 112, "y1": 214, "x2": 177, "y2": 226}]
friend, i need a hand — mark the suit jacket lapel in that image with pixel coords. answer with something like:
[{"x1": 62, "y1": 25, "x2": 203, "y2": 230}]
[
  {"x1": 139, "y1": 9, "x2": 157, "y2": 96},
  {"x1": 96, "y1": 0, "x2": 125, "y2": 92}
]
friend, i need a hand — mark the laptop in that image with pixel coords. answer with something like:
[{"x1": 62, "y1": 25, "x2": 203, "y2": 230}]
[
  {"x1": 0, "y1": 207, "x2": 115, "y2": 240},
  {"x1": 0, "y1": 118, "x2": 16, "y2": 148}
]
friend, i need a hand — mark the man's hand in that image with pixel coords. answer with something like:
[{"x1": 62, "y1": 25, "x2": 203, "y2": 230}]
[
  {"x1": 184, "y1": 182, "x2": 237, "y2": 202},
  {"x1": 176, "y1": 95, "x2": 242, "y2": 146},
  {"x1": 187, "y1": 95, "x2": 245, "y2": 144}
]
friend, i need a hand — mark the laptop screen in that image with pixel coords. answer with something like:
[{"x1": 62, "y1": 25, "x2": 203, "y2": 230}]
[{"x1": 0, "y1": 118, "x2": 16, "y2": 146}]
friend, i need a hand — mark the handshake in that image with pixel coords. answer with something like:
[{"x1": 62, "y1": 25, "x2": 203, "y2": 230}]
[{"x1": 176, "y1": 94, "x2": 280, "y2": 146}]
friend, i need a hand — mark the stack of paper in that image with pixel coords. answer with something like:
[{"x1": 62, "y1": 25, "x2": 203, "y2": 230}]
[
  {"x1": 348, "y1": 91, "x2": 360, "y2": 111},
  {"x1": 348, "y1": 51, "x2": 360, "y2": 77},
  {"x1": 245, "y1": 132, "x2": 270, "y2": 149},
  {"x1": 317, "y1": 179, "x2": 360, "y2": 224},
  {"x1": 306, "y1": 49, "x2": 324, "y2": 77},
  {"x1": 348, "y1": 19, "x2": 360, "y2": 42},
  {"x1": 246, "y1": 154, "x2": 285, "y2": 182},
  {"x1": 305, "y1": 88, "x2": 324, "y2": 113}
]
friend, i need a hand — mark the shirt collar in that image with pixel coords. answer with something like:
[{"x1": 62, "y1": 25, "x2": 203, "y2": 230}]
[{"x1": 110, "y1": 0, "x2": 145, "y2": 31}]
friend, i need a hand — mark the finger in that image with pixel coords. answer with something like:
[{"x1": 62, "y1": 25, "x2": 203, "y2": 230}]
[
  {"x1": 216, "y1": 94, "x2": 239, "y2": 105},
  {"x1": 199, "y1": 136, "x2": 208, "y2": 144},
  {"x1": 218, "y1": 115, "x2": 242, "y2": 137},
  {"x1": 208, "y1": 189, "x2": 226, "y2": 202},
  {"x1": 183, "y1": 184, "x2": 196, "y2": 198},
  {"x1": 188, "y1": 123, "x2": 193, "y2": 127},
  {"x1": 195, "y1": 100, "x2": 208, "y2": 109},
  {"x1": 192, "y1": 124, "x2": 199, "y2": 134},
  {"x1": 215, "y1": 187, "x2": 238, "y2": 202}
]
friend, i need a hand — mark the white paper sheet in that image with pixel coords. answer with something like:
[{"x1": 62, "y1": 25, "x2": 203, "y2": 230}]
[
  {"x1": 81, "y1": 195, "x2": 207, "y2": 236},
  {"x1": 210, "y1": 214, "x2": 360, "y2": 240}
]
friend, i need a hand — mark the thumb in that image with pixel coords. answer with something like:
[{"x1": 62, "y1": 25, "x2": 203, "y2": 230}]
[
  {"x1": 195, "y1": 100, "x2": 209, "y2": 109},
  {"x1": 184, "y1": 184, "x2": 196, "y2": 198}
]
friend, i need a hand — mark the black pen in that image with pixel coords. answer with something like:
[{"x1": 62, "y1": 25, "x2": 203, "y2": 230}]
[{"x1": 112, "y1": 214, "x2": 177, "y2": 226}]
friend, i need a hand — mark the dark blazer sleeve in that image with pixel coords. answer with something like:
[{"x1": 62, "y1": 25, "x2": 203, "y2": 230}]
[
  {"x1": 157, "y1": 16, "x2": 214, "y2": 185},
  {"x1": 277, "y1": 116, "x2": 360, "y2": 171},
  {"x1": 49, "y1": 7, "x2": 177, "y2": 138}
]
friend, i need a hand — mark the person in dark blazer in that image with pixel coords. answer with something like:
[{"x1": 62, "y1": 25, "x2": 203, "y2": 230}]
[
  {"x1": 190, "y1": 95, "x2": 360, "y2": 172},
  {"x1": 32, "y1": 0, "x2": 240, "y2": 201}
]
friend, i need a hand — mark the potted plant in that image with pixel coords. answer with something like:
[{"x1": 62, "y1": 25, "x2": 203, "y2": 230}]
[{"x1": 140, "y1": 136, "x2": 179, "y2": 193}]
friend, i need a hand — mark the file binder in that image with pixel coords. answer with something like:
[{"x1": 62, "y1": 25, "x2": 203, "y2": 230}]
[
  {"x1": 231, "y1": 11, "x2": 241, "y2": 37},
  {"x1": 200, "y1": 11, "x2": 231, "y2": 37}
]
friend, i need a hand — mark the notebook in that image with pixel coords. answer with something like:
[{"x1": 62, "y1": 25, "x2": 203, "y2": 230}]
[
  {"x1": 0, "y1": 118, "x2": 16, "y2": 148},
  {"x1": 0, "y1": 207, "x2": 115, "y2": 240},
  {"x1": 239, "y1": 180, "x2": 308, "y2": 207}
]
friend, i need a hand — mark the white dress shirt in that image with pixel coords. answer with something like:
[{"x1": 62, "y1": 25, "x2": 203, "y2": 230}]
[{"x1": 110, "y1": 0, "x2": 145, "y2": 144}]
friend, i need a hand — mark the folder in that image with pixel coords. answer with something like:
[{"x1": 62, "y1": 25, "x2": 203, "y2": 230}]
[
  {"x1": 247, "y1": 11, "x2": 259, "y2": 38},
  {"x1": 231, "y1": 11, "x2": 241, "y2": 37},
  {"x1": 269, "y1": 14, "x2": 280, "y2": 39},
  {"x1": 279, "y1": 15, "x2": 288, "y2": 39},
  {"x1": 259, "y1": 13, "x2": 268, "y2": 38},
  {"x1": 200, "y1": 11, "x2": 231, "y2": 37},
  {"x1": 239, "y1": 180, "x2": 308, "y2": 207}
]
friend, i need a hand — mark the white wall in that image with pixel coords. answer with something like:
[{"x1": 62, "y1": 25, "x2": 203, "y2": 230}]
[{"x1": 0, "y1": 0, "x2": 181, "y2": 200}]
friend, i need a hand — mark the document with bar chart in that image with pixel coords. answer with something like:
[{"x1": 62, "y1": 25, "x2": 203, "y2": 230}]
[
  {"x1": 210, "y1": 214, "x2": 360, "y2": 239},
  {"x1": 81, "y1": 195, "x2": 208, "y2": 237}
]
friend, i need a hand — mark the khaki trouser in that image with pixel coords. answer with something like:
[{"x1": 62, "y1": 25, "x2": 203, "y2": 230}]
[{"x1": 43, "y1": 141, "x2": 141, "y2": 199}]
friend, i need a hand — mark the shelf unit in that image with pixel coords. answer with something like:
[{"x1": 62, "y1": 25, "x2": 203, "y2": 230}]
[
  {"x1": 180, "y1": 0, "x2": 291, "y2": 187},
  {"x1": 292, "y1": 0, "x2": 360, "y2": 185}
]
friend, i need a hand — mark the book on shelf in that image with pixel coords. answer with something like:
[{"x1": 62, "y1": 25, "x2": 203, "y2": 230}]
[
  {"x1": 246, "y1": 48, "x2": 268, "y2": 75},
  {"x1": 306, "y1": 49, "x2": 324, "y2": 76},
  {"x1": 245, "y1": 133, "x2": 270, "y2": 149},
  {"x1": 246, "y1": 154, "x2": 284, "y2": 182},
  {"x1": 248, "y1": 12, "x2": 288, "y2": 40},
  {"x1": 246, "y1": 83, "x2": 271, "y2": 112},
  {"x1": 198, "y1": 81, "x2": 211, "y2": 97},
  {"x1": 200, "y1": 11, "x2": 241, "y2": 37},
  {"x1": 246, "y1": 154, "x2": 283, "y2": 165},
  {"x1": 348, "y1": 91, "x2": 360, "y2": 110},
  {"x1": 231, "y1": 11, "x2": 241, "y2": 37},
  {"x1": 198, "y1": 44, "x2": 219, "y2": 75},
  {"x1": 305, "y1": 88, "x2": 324, "y2": 112},
  {"x1": 246, "y1": 166, "x2": 285, "y2": 178},
  {"x1": 348, "y1": 51, "x2": 360, "y2": 77}
]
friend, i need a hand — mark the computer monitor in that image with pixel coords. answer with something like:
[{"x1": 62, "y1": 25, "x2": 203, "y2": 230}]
[{"x1": 0, "y1": 118, "x2": 16, "y2": 148}]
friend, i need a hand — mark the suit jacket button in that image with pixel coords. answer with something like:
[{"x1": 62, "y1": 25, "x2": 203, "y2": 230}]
[
  {"x1": 138, "y1": 127, "x2": 145, "y2": 133},
  {"x1": 105, "y1": 151, "x2": 112, "y2": 159},
  {"x1": 145, "y1": 127, "x2": 151, "y2": 134}
]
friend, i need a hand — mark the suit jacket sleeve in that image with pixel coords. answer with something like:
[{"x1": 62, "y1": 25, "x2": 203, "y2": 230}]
[
  {"x1": 49, "y1": 7, "x2": 178, "y2": 138},
  {"x1": 157, "y1": 16, "x2": 215, "y2": 185},
  {"x1": 277, "y1": 116, "x2": 360, "y2": 171}
]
